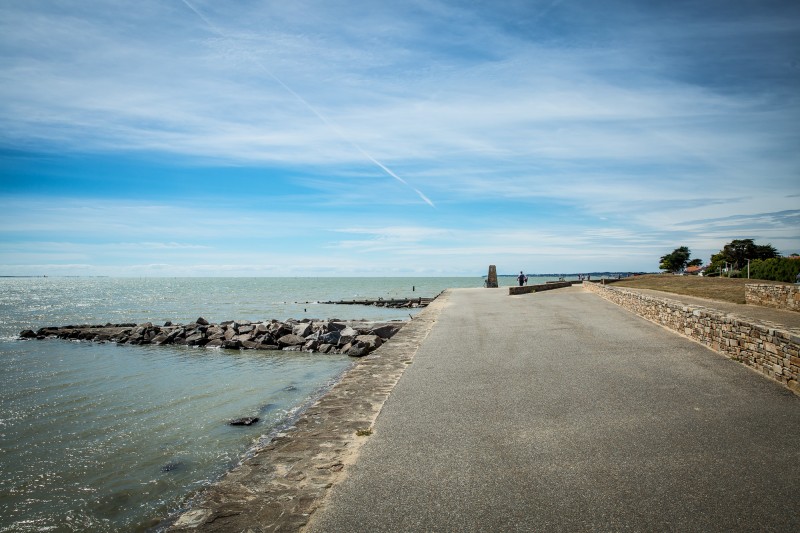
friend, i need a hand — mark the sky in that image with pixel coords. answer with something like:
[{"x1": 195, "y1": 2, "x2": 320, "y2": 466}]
[{"x1": 1, "y1": 0, "x2": 799, "y2": 277}]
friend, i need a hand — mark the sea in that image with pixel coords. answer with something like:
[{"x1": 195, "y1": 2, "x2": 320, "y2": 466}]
[{"x1": 2, "y1": 276, "x2": 567, "y2": 532}]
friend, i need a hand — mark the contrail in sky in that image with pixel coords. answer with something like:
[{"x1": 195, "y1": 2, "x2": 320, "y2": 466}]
[{"x1": 180, "y1": 0, "x2": 435, "y2": 208}]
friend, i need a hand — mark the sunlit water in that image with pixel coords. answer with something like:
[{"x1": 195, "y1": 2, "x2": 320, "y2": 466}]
[{"x1": 0, "y1": 277, "x2": 501, "y2": 532}]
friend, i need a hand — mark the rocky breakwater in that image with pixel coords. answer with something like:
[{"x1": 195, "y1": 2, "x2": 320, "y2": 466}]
[{"x1": 19, "y1": 318, "x2": 404, "y2": 358}]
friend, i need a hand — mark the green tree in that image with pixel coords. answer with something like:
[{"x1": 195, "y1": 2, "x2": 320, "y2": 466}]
[
  {"x1": 747, "y1": 257, "x2": 800, "y2": 282},
  {"x1": 659, "y1": 246, "x2": 692, "y2": 273},
  {"x1": 708, "y1": 239, "x2": 780, "y2": 274}
]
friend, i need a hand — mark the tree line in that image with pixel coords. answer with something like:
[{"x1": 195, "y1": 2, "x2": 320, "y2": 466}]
[{"x1": 659, "y1": 239, "x2": 800, "y2": 283}]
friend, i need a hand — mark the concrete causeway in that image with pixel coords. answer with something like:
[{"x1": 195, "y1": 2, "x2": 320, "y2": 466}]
[{"x1": 305, "y1": 286, "x2": 800, "y2": 532}]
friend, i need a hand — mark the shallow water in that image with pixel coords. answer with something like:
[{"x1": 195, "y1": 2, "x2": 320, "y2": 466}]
[{"x1": 0, "y1": 277, "x2": 489, "y2": 532}]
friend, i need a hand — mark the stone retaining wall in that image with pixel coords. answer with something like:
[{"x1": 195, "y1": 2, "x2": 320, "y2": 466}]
[
  {"x1": 509, "y1": 281, "x2": 573, "y2": 295},
  {"x1": 745, "y1": 284, "x2": 800, "y2": 312},
  {"x1": 584, "y1": 282, "x2": 800, "y2": 394}
]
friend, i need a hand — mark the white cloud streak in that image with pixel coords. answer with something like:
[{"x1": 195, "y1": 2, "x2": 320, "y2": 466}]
[{"x1": 1, "y1": 1, "x2": 798, "y2": 274}]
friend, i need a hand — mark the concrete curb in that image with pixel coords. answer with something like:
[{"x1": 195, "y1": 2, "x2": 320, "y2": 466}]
[{"x1": 167, "y1": 291, "x2": 450, "y2": 532}]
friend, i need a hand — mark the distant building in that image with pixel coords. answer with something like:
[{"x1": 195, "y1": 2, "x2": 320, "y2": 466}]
[{"x1": 684, "y1": 265, "x2": 706, "y2": 275}]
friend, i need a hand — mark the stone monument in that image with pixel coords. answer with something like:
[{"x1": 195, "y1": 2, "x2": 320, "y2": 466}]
[{"x1": 486, "y1": 265, "x2": 498, "y2": 288}]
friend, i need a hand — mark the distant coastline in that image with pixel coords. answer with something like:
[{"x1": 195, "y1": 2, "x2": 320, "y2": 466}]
[{"x1": 492, "y1": 271, "x2": 652, "y2": 278}]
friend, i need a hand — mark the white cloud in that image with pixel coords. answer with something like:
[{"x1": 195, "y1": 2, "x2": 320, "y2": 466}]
[{"x1": 1, "y1": 1, "x2": 798, "y2": 274}]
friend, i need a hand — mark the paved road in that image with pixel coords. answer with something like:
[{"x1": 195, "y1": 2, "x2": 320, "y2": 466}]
[{"x1": 305, "y1": 286, "x2": 799, "y2": 532}]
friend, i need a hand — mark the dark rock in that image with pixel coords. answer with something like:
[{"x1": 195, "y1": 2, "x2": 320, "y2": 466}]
[
  {"x1": 164, "y1": 321, "x2": 173, "y2": 327},
  {"x1": 196, "y1": 317, "x2": 209, "y2": 326},
  {"x1": 160, "y1": 461, "x2": 183, "y2": 473},
  {"x1": 223, "y1": 340, "x2": 241, "y2": 350},
  {"x1": 370, "y1": 323, "x2": 402, "y2": 339},
  {"x1": 256, "y1": 343, "x2": 280, "y2": 350},
  {"x1": 229, "y1": 417, "x2": 259, "y2": 426},
  {"x1": 355, "y1": 334, "x2": 382, "y2": 350},
  {"x1": 235, "y1": 332, "x2": 254, "y2": 343},
  {"x1": 185, "y1": 332, "x2": 207, "y2": 346},
  {"x1": 241, "y1": 340, "x2": 259, "y2": 350},
  {"x1": 348, "y1": 345, "x2": 370, "y2": 357},
  {"x1": 277, "y1": 334, "x2": 306, "y2": 347},
  {"x1": 206, "y1": 339, "x2": 224, "y2": 347},
  {"x1": 320, "y1": 331, "x2": 341, "y2": 345},
  {"x1": 271, "y1": 323, "x2": 292, "y2": 337},
  {"x1": 293, "y1": 322, "x2": 313, "y2": 337},
  {"x1": 19, "y1": 329, "x2": 36, "y2": 339}
]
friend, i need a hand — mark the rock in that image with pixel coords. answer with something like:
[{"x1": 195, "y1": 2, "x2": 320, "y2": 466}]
[
  {"x1": 207, "y1": 325, "x2": 224, "y2": 336},
  {"x1": 256, "y1": 343, "x2": 280, "y2": 350},
  {"x1": 151, "y1": 334, "x2": 169, "y2": 345},
  {"x1": 318, "y1": 343, "x2": 333, "y2": 354},
  {"x1": 340, "y1": 326, "x2": 358, "y2": 337},
  {"x1": 206, "y1": 339, "x2": 224, "y2": 347},
  {"x1": 348, "y1": 345, "x2": 370, "y2": 357},
  {"x1": 224, "y1": 328, "x2": 237, "y2": 341},
  {"x1": 320, "y1": 331, "x2": 341, "y2": 344},
  {"x1": 19, "y1": 329, "x2": 36, "y2": 339},
  {"x1": 241, "y1": 340, "x2": 259, "y2": 350},
  {"x1": 238, "y1": 324, "x2": 254, "y2": 334},
  {"x1": 229, "y1": 417, "x2": 259, "y2": 426},
  {"x1": 235, "y1": 332, "x2": 254, "y2": 343},
  {"x1": 160, "y1": 461, "x2": 183, "y2": 473},
  {"x1": 277, "y1": 334, "x2": 306, "y2": 347},
  {"x1": 185, "y1": 332, "x2": 207, "y2": 346},
  {"x1": 196, "y1": 317, "x2": 209, "y2": 326},
  {"x1": 355, "y1": 334, "x2": 382, "y2": 350},
  {"x1": 271, "y1": 322, "x2": 292, "y2": 337},
  {"x1": 370, "y1": 323, "x2": 402, "y2": 339},
  {"x1": 293, "y1": 322, "x2": 313, "y2": 337},
  {"x1": 223, "y1": 340, "x2": 241, "y2": 350}
]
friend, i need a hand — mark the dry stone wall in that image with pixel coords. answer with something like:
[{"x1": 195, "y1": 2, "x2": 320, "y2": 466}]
[
  {"x1": 745, "y1": 284, "x2": 800, "y2": 312},
  {"x1": 584, "y1": 282, "x2": 800, "y2": 394}
]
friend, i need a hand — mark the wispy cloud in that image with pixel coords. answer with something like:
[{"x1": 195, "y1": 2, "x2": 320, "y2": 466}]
[{"x1": 1, "y1": 0, "x2": 798, "y2": 274}]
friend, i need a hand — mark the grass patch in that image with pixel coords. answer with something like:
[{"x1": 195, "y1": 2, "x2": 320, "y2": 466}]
[
  {"x1": 355, "y1": 428, "x2": 373, "y2": 437},
  {"x1": 611, "y1": 274, "x2": 790, "y2": 304}
]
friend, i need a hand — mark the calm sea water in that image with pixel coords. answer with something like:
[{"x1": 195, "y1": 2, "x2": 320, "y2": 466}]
[{"x1": 0, "y1": 277, "x2": 504, "y2": 532}]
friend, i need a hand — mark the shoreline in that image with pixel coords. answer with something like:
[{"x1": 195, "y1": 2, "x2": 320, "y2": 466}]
[{"x1": 163, "y1": 291, "x2": 450, "y2": 531}]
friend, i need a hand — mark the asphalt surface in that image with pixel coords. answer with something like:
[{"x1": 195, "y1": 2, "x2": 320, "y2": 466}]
[{"x1": 305, "y1": 286, "x2": 800, "y2": 533}]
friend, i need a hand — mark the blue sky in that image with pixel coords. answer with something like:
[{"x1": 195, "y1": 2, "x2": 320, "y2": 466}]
[{"x1": 1, "y1": 0, "x2": 798, "y2": 276}]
